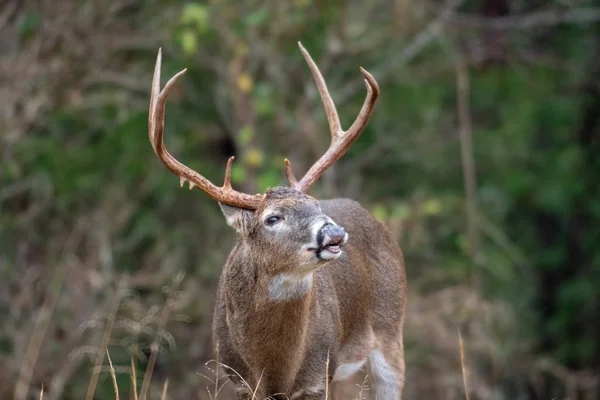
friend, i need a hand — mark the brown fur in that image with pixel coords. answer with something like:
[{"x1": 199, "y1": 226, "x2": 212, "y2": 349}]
[{"x1": 213, "y1": 188, "x2": 407, "y2": 399}]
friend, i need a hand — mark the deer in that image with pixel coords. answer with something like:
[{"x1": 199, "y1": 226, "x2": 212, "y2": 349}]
[{"x1": 148, "y1": 42, "x2": 407, "y2": 400}]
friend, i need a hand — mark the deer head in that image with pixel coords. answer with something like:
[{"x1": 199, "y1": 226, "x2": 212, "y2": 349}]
[{"x1": 148, "y1": 42, "x2": 379, "y2": 272}]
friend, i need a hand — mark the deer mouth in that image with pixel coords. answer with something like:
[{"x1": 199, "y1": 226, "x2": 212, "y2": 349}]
[
  {"x1": 315, "y1": 225, "x2": 347, "y2": 260},
  {"x1": 316, "y1": 239, "x2": 345, "y2": 260},
  {"x1": 325, "y1": 244, "x2": 341, "y2": 254},
  {"x1": 321, "y1": 236, "x2": 344, "y2": 254}
]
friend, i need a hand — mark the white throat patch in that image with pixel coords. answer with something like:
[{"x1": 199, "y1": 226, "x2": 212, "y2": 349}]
[{"x1": 267, "y1": 272, "x2": 313, "y2": 301}]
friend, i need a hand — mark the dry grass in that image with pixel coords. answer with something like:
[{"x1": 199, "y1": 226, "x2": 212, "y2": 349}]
[
  {"x1": 458, "y1": 328, "x2": 470, "y2": 400},
  {"x1": 354, "y1": 374, "x2": 370, "y2": 400},
  {"x1": 160, "y1": 379, "x2": 169, "y2": 400},
  {"x1": 403, "y1": 284, "x2": 520, "y2": 399},
  {"x1": 10, "y1": 266, "x2": 190, "y2": 400},
  {"x1": 85, "y1": 276, "x2": 127, "y2": 400},
  {"x1": 12, "y1": 283, "x2": 513, "y2": 400},
  {"x1": 12, "y1": 294, "x2": 543, "y2": 400},
  {"x1": 131, "y1": 354, "x2": 139, "y2": 400},
  {"x1": 197, "y1": 360, "x2": 230, "y2": 399},
  {"x1": 190, "y1": 330, "x2": 472, "y2": 400},
  {"x1": 138, "y1": 273, "x2": 183, "y2": 400},
  {"x1": 9, "y1": 269, "x2": 554, "y2": 400},
  {"x1": 107, "y1": 350, "x2": 120, "y2": 400},
  {"x1": 13, "y1": 220, "x2": 89, "y2": 400}
]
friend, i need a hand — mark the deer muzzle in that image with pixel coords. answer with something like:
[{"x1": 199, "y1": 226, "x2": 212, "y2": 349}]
[{"x1": 316, "y1": 223, "x2": 348, "y2": 259}]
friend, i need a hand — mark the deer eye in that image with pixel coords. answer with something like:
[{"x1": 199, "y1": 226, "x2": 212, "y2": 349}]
[{"x1": 265, "y1": 216, "x2": 282, "y2": 226}]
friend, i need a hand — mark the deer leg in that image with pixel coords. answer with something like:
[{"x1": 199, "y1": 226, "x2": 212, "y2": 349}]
[
  {"x1": 213, "y1": 335, "x2": 255, "y2": 399},
  {"x1": 234, "y1": 388, "x2": 254, "y2": 400},
  {"x1": 366, "y1": 347, "x2": 404, "y2": 400},
  {"x1": 218, "y1": 354, "x2": 255, "y2": 399}
]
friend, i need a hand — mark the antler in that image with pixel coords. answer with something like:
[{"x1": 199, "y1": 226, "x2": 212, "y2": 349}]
[
  {"x1": 285, "y1": 42, "x2": 380, "y2": 193},
  {"x1": 148, "y1": 49, "x2": 264, "y2": 210}
]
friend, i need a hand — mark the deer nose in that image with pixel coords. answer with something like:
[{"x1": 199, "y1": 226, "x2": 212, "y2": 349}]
[{"x1": 318, "y1": 224, "x2": 347, "y2": 247}]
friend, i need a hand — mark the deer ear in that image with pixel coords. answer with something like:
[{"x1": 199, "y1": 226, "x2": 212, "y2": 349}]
[{"x1": 219, "y1": 203, "x2": 255, "y2": 236}]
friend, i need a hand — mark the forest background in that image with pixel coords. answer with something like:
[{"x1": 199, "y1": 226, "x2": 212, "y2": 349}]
[{"x1": 1, "y1": 0, "x2": 600, "y2": 399}]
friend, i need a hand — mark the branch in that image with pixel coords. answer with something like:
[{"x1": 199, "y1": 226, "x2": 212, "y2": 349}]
[
  {"x1": 336, "y1": 0, "x2": 464, "y2": 105},
  {"x1": 448, "y1": 7, "x2": 600, "y2": 30},
  {"x1": 336, "y1": 5, "x2": 600, "y2": 104},
  {"x1": 0, "y1": 0, "x2": 20, "y2": 32},
  {"x1": 454, "y1": 52, "x2": 479, "y2": 289}
]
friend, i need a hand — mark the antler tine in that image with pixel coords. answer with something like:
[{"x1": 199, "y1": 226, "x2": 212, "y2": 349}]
[
  {"x1": 289, "y1": 42, "x2": 380, "y2": 193},
  {"x1": 298, "y1": 42, "x2": 342, "y2": 138},
  {"x1": 284, "y1": 158, "x2": 299, "y2": 188},
  {"x1": 347, "y1": 67, "x2": 380, "y2": 137},
  {"x1": 148, "y1": 49, "x2": 263, "y2": 210},
  {"x1": 223, "y1": 156, "x2": 234, "y2": 189}
]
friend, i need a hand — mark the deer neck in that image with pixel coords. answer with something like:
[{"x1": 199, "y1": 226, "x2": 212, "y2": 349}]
[
  {"x1": 225, "y1": 248, "x2": 317, "y2": 342},
  {"x1": 224, "y1": 253, "x2": 317, "y2": 385}
]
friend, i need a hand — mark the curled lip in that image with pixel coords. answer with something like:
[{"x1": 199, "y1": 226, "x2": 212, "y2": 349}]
[
  {"x1": 308, "y1": 241, "x2": 344, "y2": 259},
  {"x1": 307, "y1": 245, "x2": 341, "y2": 252}
]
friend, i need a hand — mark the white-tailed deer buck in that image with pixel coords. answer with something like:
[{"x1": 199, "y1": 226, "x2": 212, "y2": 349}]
[{"x1": 148, "y1": 43, "x2": 407, "y2": 400}]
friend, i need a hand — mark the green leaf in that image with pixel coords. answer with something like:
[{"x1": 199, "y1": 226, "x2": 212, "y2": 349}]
[
  {"x1": 181, "y1": 3, "x2": 209, "y2": 33},
  {"x1": 422, "y1": 198, "x2": 442, "y2": 216},
  {"x1": 179, "y1": 29, "x2": 198, "y2": 55},
  {"x1": 245, "y1": 148, "x2": 264, "y2": 168}
]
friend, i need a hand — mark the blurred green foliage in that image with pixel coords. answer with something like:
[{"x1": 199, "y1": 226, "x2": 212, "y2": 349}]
[{"x1": 1, "y1": 0, "x2": 600, "y2": 399}]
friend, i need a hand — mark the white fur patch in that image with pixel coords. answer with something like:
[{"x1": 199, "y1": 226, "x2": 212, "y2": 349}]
[
  {"x1": 267, "y1": 272, "x2": 313, "y2": 301},
  {"x1": 219, "y1": 204, "x2": 253, "y2": 236},
  {"x1": 301, "y1": 219, "x2": 331, "y2": 252},
  {"x1": 223, "y1": 211, "x2": 236, "y2": 226},
  {"x1": 367, "y1": 349, "x2": 400, "y2": 399},
  {"x1": 332, "y1": 359, "x2": 367, "y2": 382}
]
